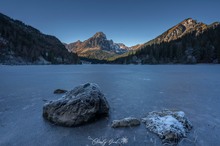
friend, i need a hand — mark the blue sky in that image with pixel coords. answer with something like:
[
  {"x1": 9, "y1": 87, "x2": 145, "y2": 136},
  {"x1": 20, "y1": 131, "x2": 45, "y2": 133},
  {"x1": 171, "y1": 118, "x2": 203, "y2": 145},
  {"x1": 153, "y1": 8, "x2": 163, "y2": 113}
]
[{"x1": 0, "y1": 0, "x2": 220, "y2": 46}]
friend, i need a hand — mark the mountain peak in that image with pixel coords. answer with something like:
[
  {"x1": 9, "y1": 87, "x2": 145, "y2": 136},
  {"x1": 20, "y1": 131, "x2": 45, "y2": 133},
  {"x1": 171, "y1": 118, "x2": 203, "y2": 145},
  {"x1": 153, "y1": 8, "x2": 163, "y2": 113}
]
[
  {"x1": 180, "y1": 18, "x2": 197, "y2": 26},
  {"x1": 143, "y1": 18, "x2": 209, "y2": 46},
  {"x1": 93, "y1": 32, "x2": 106, "y2": 39},
  {"x1": 66, "y1": 32, "x2": 129, "y2": 60},
  {"x1": 183, "y1": 18, "x2": 193, "y2": 22}
]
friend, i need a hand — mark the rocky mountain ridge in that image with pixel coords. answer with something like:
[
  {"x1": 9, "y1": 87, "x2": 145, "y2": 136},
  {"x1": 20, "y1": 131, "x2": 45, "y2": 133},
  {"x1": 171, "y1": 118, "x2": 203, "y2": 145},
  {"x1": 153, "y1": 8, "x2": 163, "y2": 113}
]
[
  {"x1": 111, "y1": 19, "x2": 220, "y2": 64},
  {"x1": 136, "y1": 18, "x2": 220, "y2": 50},
  {"x1": 66, "y1": 18, "x2": 220, "y2": 63},
  {"x1": 65, "y1": 32, "x2": 130, "y2": 60},
  {"x1": 1, "y1": 12, "x2": 219, "y2": 64}
]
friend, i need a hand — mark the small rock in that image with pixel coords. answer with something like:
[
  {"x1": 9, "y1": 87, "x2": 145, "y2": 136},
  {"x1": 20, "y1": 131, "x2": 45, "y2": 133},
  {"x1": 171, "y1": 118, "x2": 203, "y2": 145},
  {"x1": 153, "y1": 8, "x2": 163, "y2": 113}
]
[
  {"x1": 43, "y1": 83, "x2": 109, "y2": 127},
  {"x1": 42, "y1": 99, "x2": 49, "y2": 102},
  {"x1": 111, "y1": 117, "x2": 140, "y2": 128},
  {"x1": 53, "y1": 89, "x2": 67, "y2": 94}
]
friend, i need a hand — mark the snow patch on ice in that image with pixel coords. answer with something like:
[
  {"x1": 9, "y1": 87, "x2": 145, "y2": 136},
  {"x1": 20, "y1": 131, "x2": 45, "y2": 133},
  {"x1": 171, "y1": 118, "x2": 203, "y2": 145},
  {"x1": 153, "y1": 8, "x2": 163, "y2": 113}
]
[
  {"x1": 22, "y1": 103, "x2": 35, "y2": 110},
  {"x1": 143, "y1": 78, "x2": 151, "y2": 81},
  {"x1": 139, "y1": 78, "x2": 151, "y2": 81}
]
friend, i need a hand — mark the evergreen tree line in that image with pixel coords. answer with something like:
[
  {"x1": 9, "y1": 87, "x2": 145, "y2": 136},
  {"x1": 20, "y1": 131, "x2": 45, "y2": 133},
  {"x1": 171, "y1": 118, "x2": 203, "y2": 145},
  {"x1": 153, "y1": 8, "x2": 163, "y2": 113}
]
[{"x1": 110, "y1": 25, "x2": 220, "y2": 64}]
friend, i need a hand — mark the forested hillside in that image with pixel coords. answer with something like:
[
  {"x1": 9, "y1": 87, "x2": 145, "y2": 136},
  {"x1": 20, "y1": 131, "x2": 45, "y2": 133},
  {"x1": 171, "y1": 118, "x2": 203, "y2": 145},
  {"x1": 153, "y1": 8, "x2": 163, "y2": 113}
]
[{"x1": 0, "y1": 13, "x2": 79, "y2": 64}]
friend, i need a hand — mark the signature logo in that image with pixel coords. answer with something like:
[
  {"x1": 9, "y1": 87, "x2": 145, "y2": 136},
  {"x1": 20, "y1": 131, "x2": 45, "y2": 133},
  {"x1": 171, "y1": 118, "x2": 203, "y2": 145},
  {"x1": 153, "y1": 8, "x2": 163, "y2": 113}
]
[{"x1": 88, "y1": 136, "x2": 128, "y2": 146}]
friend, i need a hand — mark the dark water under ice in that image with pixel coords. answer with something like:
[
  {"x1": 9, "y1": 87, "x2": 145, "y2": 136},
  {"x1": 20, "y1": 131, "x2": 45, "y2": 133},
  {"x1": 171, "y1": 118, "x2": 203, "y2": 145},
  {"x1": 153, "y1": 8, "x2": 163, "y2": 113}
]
[{"x1": 0, "y1": 64, "x2": 220, "y2": 146}]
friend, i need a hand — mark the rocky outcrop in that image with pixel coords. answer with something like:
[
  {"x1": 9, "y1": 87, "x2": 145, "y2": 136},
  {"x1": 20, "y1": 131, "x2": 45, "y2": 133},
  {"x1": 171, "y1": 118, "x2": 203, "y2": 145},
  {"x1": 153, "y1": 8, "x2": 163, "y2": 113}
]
[
  {"x1": 111, "y1": 117, "x2": 140, "y2": 128},
  {"x1": 53, "y1": 89, "x2": 67, "y2": 94},
  {"x1": 43, "y1": 83, "x2": 109, "y2": 127}
]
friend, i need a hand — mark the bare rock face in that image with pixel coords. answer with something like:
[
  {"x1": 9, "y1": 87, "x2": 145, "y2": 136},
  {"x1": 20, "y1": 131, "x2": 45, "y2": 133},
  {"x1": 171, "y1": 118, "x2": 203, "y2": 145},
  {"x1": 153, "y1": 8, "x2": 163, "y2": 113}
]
[
  {"x1": 111, "y1": 117, "x2": 140, "y2": 128},
  {"x1": 43, "y1": 83, "x2": 109, "y2": 127},
  {"x1": 65, "y1": 32, "x2": 129, "y2": 60}
]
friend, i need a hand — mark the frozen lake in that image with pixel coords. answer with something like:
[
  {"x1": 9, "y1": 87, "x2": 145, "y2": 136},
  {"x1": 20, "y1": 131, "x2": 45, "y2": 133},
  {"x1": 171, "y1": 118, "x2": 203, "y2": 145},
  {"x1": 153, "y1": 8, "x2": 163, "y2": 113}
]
[{"x1": 0, "y1": 65, "x2": 220, "y2": 146}]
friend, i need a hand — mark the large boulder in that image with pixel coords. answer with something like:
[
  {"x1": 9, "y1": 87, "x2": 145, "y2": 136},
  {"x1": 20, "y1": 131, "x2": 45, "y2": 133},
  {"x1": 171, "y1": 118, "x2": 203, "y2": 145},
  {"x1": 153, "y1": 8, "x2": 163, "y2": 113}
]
[{"x1": 43, "y1": 83, "x2": 109, "y2": 127}]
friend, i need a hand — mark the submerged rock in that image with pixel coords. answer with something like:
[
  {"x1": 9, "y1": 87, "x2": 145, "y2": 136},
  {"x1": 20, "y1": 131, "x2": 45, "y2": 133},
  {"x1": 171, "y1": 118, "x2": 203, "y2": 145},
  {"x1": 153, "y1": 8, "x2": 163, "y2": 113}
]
[
  {"x1": 142, "y1": 110, "x2": 192, "y2": 145},
  {"x1": 43, "y1": 83, "x2": 109, "y2": 127},
  {"x1": 111, "y1": 117, "x2": 140, "y2": 128},
  {"x1": 53, "y1": 89, "x2": 67, "y2": 94}
]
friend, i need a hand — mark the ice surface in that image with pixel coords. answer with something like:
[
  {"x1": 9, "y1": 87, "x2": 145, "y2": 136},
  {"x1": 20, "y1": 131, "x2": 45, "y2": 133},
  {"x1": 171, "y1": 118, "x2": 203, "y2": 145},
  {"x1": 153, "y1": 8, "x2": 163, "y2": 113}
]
[{"x1": 0, "y1": 65, "x2": 220, "y2": 146}]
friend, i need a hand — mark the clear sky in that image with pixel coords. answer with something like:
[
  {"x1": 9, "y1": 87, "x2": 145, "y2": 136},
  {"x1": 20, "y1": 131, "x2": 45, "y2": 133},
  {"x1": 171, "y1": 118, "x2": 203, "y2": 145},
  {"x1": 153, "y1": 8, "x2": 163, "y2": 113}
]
[{"x1": 0, "y1": 0, "x2": 220, "y2": 47}]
